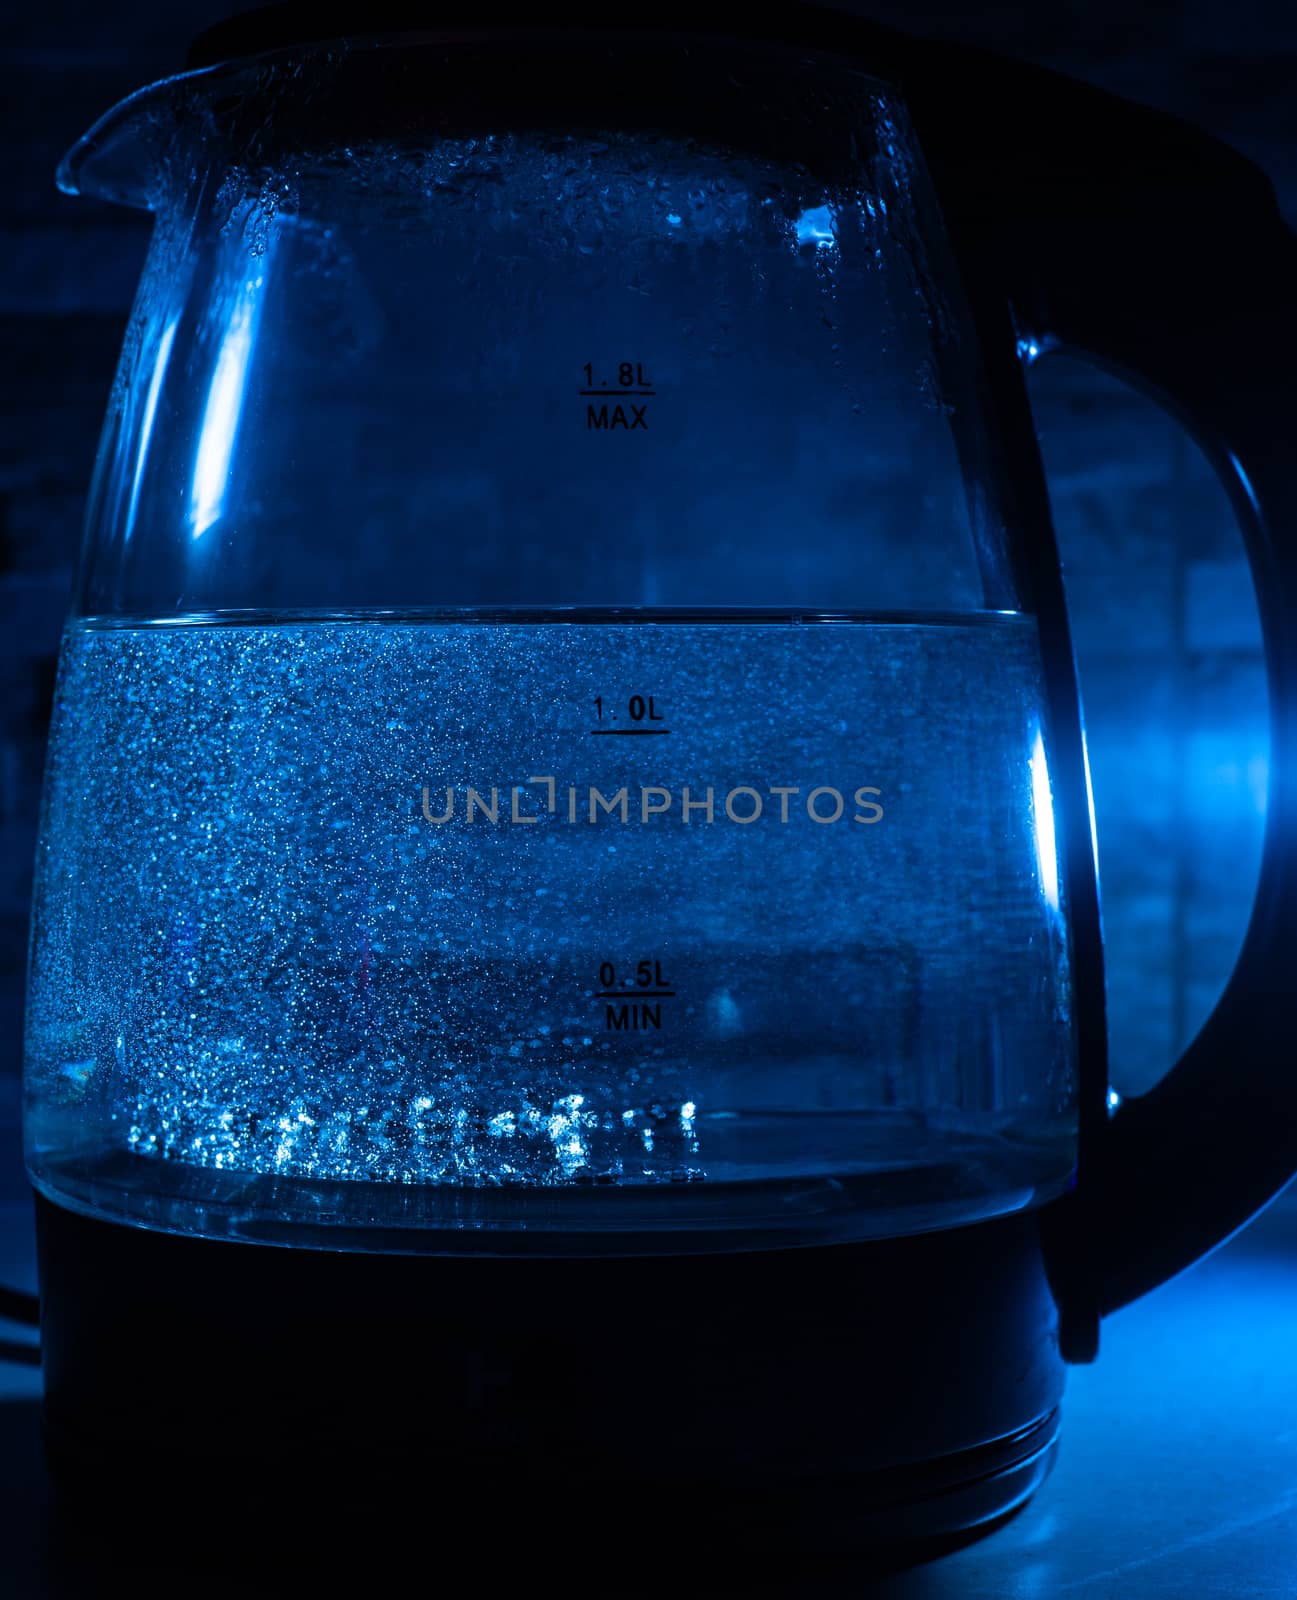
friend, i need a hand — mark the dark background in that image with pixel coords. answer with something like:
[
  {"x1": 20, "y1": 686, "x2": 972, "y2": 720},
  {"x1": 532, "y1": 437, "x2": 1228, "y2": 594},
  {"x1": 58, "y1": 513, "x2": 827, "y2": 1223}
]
[{"x1": 0, "y1": 0, "x2": 1286, "y2": 1190}]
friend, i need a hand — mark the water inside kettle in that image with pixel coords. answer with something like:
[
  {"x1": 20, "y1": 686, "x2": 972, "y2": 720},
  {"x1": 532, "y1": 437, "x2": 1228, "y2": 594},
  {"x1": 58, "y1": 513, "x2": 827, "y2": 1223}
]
[{"x1": 24, "y1": 610, "x2": 1076, "y2": 1247}]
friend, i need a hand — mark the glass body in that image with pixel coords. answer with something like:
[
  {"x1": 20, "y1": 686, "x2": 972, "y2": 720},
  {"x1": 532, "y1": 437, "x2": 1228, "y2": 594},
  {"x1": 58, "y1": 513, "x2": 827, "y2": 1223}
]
[{"x1": 25, "y1": 32, "x2": 1076, "y2": 1250}]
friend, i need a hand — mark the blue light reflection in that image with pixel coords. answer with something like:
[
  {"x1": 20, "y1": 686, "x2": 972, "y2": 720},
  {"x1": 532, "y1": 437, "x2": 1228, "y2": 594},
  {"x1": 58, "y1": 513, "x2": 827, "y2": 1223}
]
[
  {"x1": 189, "y1": 273, "x2": 264, "y2": 539},
  {"x1": 125, "y1": 316, "x2": 177, "y2": 544},
  {"x1": 794, "y1": 204, "x2": 836, "y2": 249},
  {"x1": 1030, "y1": 728, "x2": 1061, "y2": 913}
]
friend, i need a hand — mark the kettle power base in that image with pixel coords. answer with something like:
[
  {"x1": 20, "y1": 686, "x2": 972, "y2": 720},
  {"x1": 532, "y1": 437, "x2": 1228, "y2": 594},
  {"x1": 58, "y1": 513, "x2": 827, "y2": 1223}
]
[
  {"x1": 42, "y1": 1402, "x2": 1060, "y2": 1565},
  {"x1": 34, "y1": 1190, "x2": 1066, "y2": 1553}
]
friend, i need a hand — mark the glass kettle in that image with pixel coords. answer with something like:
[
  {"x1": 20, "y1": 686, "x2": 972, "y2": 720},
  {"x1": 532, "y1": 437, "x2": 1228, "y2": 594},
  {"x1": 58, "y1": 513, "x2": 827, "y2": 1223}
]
[{"x1": 26, "y1": 3, "x2": 1297, "y2": 1548}]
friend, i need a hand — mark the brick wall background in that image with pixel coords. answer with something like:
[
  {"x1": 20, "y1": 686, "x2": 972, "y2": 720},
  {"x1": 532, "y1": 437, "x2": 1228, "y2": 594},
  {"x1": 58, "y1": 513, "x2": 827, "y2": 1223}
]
[{"x1": 0, "y1": 3, "x2": 1287, "y2": 1193}]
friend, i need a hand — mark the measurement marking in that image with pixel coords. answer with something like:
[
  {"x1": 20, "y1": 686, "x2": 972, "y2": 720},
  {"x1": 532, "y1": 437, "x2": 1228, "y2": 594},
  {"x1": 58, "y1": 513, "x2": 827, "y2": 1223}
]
[
  {"x1": 588, "y1": 728, "x2": 672, "y2": 736},
  {"x1": 578, "y1": 390, "x2": 656, "y2": 397},
  {"x1": 595, "y1": 991, "x2": 677, "y2": 999}
]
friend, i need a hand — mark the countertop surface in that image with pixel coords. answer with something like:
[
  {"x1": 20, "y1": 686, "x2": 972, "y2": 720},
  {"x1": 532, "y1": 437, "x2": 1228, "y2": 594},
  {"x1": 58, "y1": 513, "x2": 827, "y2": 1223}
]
[{"x1": 3, "y1": 1192, "x2": 1296, "y2": 1596}]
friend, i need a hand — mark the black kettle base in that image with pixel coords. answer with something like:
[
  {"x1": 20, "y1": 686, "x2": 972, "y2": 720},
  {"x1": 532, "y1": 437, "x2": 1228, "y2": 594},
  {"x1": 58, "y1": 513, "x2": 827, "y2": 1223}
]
[
  {"x1": 34, "y1": 1189, "x2": 1067, "y2": 1557},
  {"x1": 41, "y1": 1408, "x2": 1060, "y2": 1569}
]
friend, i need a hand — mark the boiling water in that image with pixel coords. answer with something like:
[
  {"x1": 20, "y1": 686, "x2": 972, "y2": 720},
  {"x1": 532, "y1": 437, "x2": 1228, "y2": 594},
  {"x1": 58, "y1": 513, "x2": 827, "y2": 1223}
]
[{"x1": 24, "y1": 612, "x2": 1076, "y2": 1248}]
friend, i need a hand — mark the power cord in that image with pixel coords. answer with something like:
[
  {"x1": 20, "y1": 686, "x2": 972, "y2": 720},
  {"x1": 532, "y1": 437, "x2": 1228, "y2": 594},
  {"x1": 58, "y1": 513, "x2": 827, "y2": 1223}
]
[
  {"x1": 0, "y1": 1284, "x2": 40, "y2": 1365},
  {"x1": 0, "y1": 1286, "x2": 38, "y2": 1328}
]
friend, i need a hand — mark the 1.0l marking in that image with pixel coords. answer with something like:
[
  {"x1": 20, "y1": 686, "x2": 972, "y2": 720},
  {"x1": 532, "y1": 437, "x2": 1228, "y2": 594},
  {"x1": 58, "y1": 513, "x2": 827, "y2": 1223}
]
[{"x1": 591, "y1": 694, "x2": 669, "y2": 735}]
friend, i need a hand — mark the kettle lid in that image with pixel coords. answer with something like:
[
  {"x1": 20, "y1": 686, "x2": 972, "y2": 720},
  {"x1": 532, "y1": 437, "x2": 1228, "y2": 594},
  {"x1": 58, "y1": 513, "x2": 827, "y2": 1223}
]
[{"x1": 185, "y1": 0, "x2": 898, "y2": 71}]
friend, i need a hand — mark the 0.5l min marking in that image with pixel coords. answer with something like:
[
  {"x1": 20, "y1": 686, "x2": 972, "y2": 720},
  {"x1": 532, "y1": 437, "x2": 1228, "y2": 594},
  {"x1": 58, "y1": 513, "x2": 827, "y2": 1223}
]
[{"x1": 596, "y1": 959, "x2": 675, "y2": 1032}]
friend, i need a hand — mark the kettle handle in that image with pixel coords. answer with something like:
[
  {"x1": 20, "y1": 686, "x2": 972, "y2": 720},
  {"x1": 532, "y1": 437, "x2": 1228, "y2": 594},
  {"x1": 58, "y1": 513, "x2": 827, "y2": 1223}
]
[{"x1": 1008, "y1": 181, "x2": 1297, "y2": 1314}]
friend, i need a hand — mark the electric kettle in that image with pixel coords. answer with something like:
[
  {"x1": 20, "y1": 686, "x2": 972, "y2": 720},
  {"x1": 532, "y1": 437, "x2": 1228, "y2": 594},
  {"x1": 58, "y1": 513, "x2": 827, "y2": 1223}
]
[{"x1": 25, "y1": 1, "x2": 1297, "y2": 1548}]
